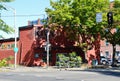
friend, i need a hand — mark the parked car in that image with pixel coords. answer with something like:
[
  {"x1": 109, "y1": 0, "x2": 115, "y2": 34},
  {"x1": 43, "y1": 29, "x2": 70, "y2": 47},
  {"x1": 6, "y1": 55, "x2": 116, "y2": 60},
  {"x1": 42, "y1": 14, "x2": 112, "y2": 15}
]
[
  {"x1": 100, "y1": 56, "x2": 108, "y2": 65},
  {"x1": 117, "y1": 56, "x2": 120, "y2": 63},
  {"x1": 100, "y1": 56, "x2": 112, "y2": 65}
]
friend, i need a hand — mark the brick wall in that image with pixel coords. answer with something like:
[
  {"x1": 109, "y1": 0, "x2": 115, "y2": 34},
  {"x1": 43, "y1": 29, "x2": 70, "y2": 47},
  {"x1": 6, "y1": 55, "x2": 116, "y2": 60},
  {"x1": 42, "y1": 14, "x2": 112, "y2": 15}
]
[
  {"x1": 0, "y1": 39, "x2": 19, "y2": 64},
  {"x1": 19, "y1": 26, "x2": 35, "y2": 65}
]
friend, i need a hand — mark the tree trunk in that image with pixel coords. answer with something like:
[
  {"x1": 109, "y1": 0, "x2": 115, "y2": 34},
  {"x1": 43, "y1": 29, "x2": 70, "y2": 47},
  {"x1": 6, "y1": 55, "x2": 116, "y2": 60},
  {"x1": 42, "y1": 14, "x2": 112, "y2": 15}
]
[{"x1": 112, "y1": 44, "x2": 116, "y2": 66}]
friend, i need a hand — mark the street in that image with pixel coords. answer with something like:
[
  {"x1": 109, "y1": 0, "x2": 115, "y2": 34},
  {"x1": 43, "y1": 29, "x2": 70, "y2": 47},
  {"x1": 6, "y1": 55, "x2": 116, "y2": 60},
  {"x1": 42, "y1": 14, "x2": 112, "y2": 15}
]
[{"x1": 0, "y1": 68, "x2": 120, "y2": 81}]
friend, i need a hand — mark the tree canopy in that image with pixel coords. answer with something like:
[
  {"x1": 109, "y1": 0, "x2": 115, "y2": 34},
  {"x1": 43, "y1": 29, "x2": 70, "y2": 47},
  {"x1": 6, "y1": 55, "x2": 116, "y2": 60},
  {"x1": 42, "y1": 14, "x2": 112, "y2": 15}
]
[
  {"x1": 100, "y1": 0, "x2": 120, "y2": 66},
  {"x1": 45, "y1": 0, "x2": 110, "y2": 50},
  {"x1": 0, "y1": 0, "x2": 14, "y2": 37}
]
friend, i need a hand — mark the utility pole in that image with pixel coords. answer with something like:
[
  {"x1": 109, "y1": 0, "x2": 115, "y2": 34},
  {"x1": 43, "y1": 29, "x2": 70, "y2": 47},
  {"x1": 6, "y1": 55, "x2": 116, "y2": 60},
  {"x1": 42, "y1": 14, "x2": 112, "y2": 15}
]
[
  {"x1": 46, "y1": 28, "x2": 50, "y2": 67},
  {"x1": 2, "y1": 3, "x2": 18, "y2": 69}
]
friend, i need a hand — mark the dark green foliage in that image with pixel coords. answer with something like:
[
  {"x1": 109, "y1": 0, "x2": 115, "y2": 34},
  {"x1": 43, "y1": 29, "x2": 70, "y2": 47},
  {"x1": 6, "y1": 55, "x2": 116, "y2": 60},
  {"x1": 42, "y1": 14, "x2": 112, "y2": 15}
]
[
  {"x1": 0, "y1": 19, "x2": 14, "y2": 34},
  {"x1": 45, "y1": 0, "x2": 110, "y2": 52},
  {"x1": 0, "y1": 59, "x2": 7, "y2": 67},
  {"x1": 56, "y1": 52, "x2": 82, "y2": 68},
  {"x1": 69, "y1": 52, "x2": 82, "y2": 67},
  {"x1": 0, "y1": 0, "x2": 15, "y2": 38},
  {"x1": 0, "y1": 56, "x2": 14, "y2": 67},
  {"x1": 101, "y1": 0, "x2": 120, "y2": 66},
  {"x1": 0, "y1": 0, "x2": 14, "y2": 2}
]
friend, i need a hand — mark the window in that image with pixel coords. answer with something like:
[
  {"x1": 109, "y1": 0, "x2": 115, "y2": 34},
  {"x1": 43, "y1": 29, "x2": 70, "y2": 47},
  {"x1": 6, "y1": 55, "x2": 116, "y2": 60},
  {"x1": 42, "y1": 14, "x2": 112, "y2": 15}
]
[
  {"x1": 116, "y1": 51, "x2": 120, "y2": 56},
  {"x1": 34, "y1": 53, "x2": 40, "y2": 58},
  {"x1": 105, "y1": 51, "x2": 109, "y2": 58},
  {"x1": 105, "y1": 41, "x2": 109, "y2": 46},
  {"x1": 0, "y1": 43, "x2": 16, "y2": 50},
  {"x1": 7, "y1": 44, "x2": 11, "y2": 49}
]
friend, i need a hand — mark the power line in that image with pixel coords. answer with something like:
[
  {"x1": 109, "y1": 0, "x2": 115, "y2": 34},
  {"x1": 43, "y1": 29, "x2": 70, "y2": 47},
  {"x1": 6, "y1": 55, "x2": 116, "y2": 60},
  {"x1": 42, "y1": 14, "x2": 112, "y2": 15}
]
[{"x1": 1, "y1": 14, "x2": 46, "y2": 17}]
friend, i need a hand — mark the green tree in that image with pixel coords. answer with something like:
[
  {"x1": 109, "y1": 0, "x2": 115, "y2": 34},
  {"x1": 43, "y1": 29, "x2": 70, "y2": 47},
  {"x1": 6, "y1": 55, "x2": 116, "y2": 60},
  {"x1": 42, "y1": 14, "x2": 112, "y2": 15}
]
[
  {"x1": 101, "y1": 0, "x2": 120, "y2": 66},
  {"x1": 45, "y1": 0, "x2": 110, "y2": 62},
  {"x1": 0, "y1": 0, "x2": 14, "y2": 38}
]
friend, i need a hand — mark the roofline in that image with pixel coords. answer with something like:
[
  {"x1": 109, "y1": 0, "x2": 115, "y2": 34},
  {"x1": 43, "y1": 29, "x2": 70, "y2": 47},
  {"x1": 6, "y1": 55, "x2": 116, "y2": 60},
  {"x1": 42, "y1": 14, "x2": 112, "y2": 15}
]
[
  {"x1": 19, "y1": 25, "x2": 33, "y2": 30},
  {"x1": 0, "y1": 24, "x2": 43, "y2": 42},
  {"x1": 19, "y1": 24, "x2": 43, "y2": 30},
  {"x1": 0, "y1": 37, "x2": 19, "y2": 42}
]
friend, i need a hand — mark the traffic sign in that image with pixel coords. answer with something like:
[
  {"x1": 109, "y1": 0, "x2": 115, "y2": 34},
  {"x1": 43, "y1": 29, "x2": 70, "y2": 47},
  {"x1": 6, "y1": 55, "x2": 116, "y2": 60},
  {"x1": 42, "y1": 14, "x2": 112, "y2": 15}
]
[
  {"x1": 14, "y1": 47, "x2": 18, "y2": 53},
  {"x1": 96, "y1": 12, "x2": 102, "y2": 23}
]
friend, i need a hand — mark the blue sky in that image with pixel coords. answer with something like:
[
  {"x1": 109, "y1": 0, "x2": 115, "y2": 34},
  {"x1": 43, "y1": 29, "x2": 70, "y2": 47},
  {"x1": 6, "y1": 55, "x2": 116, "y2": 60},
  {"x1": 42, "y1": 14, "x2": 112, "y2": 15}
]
[
  {"x1": 110, "y1": 0, "x2": 114, "y2": 2},
  {"x1": 1, "y1": 0, "x2": 51, "y2": 38},
  {"x1": 1, "y1": 0, "x2": 114, "y2": 28},
  {"x1": 1, "y1": 0, "x2": 50, "y2": 27},
  {"x1": 0, "y1": 0, "x2": 114, "y2": 38}
]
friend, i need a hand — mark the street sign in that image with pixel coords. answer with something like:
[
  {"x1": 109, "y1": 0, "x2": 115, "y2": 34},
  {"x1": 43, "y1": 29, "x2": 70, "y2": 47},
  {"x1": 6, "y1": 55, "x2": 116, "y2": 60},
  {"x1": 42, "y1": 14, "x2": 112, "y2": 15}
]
[
  {"x1": 96, "y1": 12, "x2": 102, "y2": 23},
  {"x1": 14, "y1": 47, "x2": 18, "y2": 53}
]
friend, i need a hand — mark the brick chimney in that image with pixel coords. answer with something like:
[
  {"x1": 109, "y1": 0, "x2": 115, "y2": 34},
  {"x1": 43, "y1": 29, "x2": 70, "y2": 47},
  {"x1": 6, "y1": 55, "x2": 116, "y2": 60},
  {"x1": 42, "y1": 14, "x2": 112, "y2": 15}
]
[{"x1": 110, "y1": 1, "x2": 114, "y2": 9}]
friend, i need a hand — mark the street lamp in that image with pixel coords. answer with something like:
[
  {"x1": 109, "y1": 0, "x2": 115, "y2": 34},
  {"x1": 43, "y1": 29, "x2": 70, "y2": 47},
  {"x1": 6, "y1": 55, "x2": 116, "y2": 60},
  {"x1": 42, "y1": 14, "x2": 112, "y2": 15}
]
[{"x1": 1, "y1": 3, "x2": 17, "y2": 69}]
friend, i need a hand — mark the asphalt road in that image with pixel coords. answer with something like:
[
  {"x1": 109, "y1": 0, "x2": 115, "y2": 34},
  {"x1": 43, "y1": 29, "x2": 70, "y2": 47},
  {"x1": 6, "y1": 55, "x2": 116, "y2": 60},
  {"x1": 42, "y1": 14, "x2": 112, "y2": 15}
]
[{"x1": 0, "y1": 69, "x2": 120, "y2": 81}]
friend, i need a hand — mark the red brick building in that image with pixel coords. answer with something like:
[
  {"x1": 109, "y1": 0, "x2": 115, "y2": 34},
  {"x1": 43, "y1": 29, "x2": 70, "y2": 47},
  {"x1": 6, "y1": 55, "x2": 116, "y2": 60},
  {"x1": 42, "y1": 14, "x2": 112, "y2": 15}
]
[
  {"x1": 0, "y1": 38, "x2": 19, "y2": 64},
  {"x1": 1, "y1": 1, "x2": 118, "y2": 67},
  {"x1": 100, "y1": 1, "x2": 120, "y2": 61},
  {"x1": 0, "y1": 19, "x2": 86, "y2": 66}
]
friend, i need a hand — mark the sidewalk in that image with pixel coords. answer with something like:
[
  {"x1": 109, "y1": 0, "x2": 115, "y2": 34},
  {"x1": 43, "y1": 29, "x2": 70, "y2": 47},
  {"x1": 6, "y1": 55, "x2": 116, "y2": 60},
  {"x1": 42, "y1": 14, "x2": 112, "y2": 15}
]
[
  {"x1": 0, "y1": 66, "x2": 58, "y2": 72},
  {"x1": 0, "y1": 65, "x2": 120, "y2": 72}
]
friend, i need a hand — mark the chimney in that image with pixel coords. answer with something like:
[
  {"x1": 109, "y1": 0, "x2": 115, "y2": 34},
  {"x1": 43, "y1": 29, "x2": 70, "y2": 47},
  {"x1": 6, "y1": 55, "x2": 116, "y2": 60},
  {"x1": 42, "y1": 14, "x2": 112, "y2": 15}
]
[{"x1": 110, "y1": 1, "x2": 114, "y2": 9}]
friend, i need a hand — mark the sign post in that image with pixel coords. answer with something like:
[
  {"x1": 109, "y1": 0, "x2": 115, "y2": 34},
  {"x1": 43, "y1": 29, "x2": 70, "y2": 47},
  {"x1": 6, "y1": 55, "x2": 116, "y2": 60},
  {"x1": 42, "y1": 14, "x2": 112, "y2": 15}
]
[{"x1": 46, "y1": 29, "x2": 50, "y2": 67}]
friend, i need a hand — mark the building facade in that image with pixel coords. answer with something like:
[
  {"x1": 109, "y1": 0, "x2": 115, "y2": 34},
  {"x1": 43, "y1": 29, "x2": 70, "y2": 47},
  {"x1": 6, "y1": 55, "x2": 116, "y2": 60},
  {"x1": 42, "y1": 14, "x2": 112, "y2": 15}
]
[
  {"x1": 0, "y1": 19, "x2": 86, "y2": 66},
  {"x1": 100, "y1": 39, "x2": 120, "y2": 60},
  {"x1": 3, "y1": 18, "x2": 119, "y2": 66}
]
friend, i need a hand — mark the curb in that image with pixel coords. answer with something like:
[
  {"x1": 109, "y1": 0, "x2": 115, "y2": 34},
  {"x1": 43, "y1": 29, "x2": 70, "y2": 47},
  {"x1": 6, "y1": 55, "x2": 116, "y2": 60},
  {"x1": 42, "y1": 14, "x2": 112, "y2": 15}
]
[{"x1": 0, "y1": 66, "x2": 120, "y2": 72}]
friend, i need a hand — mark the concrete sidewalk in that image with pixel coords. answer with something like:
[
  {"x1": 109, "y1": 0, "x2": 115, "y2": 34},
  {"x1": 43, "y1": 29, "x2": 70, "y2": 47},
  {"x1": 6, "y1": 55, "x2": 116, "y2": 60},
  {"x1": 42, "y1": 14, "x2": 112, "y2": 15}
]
[
  {"x1": 0, "y1": 65, "x2": 120, "y2": 72},
  {"x1": 0, "y1": 66, "x2": 58, "y2": 72}
]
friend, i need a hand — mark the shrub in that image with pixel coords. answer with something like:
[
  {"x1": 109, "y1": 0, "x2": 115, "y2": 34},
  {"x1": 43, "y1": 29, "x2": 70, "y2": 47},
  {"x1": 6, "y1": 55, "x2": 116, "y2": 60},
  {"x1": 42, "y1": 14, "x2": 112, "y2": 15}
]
[
  {"x1": 56, "y1": 52, "x2": 82, "y2": 68},
  {"x1": 0, "y1": 56, "x2": 14, "y2": 68},
  {"x1": 0, "y1": 59, "x2": 7, "y2": 67},
  {"x1": 69, "y1": 52, "x2": 82, "y2": 67},
  {"x1": 56, "y1": 54, "x2": 69, "y2": 67},
  {"x1": 5, "y1": 56, "x2": 14, "y2": 61}
]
